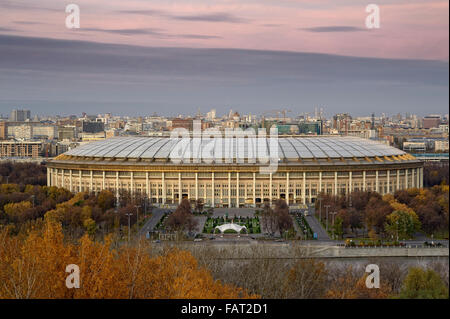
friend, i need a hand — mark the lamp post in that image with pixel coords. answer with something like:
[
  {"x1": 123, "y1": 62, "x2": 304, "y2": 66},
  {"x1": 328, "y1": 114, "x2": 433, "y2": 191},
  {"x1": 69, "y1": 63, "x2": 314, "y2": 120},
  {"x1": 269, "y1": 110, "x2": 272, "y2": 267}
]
[
  {"x1": 317, "y1": 196, "x2": 322, "y2": 223},
  {"x1": 330, "y1": 211, "x2": 337, "y2": 239},
  {"x1": 125, "y1": 212, "x2": 133, "y2": 242},
  {"x1": 135, "y1": 204, "x2": 141, "y2": 223},
  {"x1": 324, "y1": 205, "x2": 330, "y2": 231},
  {"x1": 396, "y1": 220, "x2": 399, "y2": 243}
]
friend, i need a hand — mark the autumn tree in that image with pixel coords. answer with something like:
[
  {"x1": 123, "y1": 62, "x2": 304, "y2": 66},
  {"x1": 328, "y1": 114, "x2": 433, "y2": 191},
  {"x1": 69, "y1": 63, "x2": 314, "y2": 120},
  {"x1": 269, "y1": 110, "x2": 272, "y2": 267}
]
[
  {"x1": 0, "y1": 220, "x2": 257, "y2": 299},
  {"x1": 166, "y1": 199, "x2": 198, "y2": 233},
  {"x1": 274, "y1": 199, "x2": 293, "y2": 236},
  {"x1": 260, "y1": 202, "x2": 277, "y2": 236},
  {"x1": 282, "y1": 259, "x2": 328, "y2": 298},
  {"x1": 399, "y1": 267, "x2": 449, "y2": 299},
  {"x1": 384, "y1": 210, "x2": 421, "y2": 240}
]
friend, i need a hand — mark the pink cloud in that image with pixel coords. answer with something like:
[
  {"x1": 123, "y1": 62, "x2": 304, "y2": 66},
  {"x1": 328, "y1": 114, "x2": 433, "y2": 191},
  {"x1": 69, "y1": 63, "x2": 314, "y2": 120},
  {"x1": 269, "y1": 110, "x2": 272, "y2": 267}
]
[{"x1": 1, "y1": 0, "x2": 447, "y2": 60}]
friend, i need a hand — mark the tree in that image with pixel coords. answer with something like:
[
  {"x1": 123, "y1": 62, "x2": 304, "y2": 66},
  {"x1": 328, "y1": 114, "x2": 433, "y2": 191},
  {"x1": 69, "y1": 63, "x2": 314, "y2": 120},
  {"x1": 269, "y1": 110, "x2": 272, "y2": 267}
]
[
  {"x1": 260, "y1": 203, "x2": 277, "y2": 236},
  {"x1": 195, "y1": 199, "x2": 204, "y2": 213},
  {"x1": 365, "y1": 197, "x2": 393, "y2": 234},
  {"x1": 0, "y1": 220, "x2": 257, "y2": 299},
  {"x1": 399, "y1": 267, "x2": 449, "y2": 299},
  {"x1": 332, "y1": 216, "x2": 344, "y2": 239},
  {"x1": 166, "y1": 199, "x2": 198, "y2": 232},
  {"x1": 3, "y1": 201, "x2": 32, "y2": 224},
  {"x1": 97, "y1": 190, "x2": 115, "y2": 212},
  {"x1": 283, "y1": 259, "x2": 328, "y2": 298},
  {"x1": 384, "y1": 210, "x2": 421, "y2": 240},
  {"x1": 274, "y1": 199, "x2": 292, "y2": 236}
]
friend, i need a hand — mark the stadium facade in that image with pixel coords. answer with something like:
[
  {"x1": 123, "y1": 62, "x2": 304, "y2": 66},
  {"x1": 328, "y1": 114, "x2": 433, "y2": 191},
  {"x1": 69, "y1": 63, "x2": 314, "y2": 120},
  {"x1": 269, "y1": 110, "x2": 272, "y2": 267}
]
[{"x1": 47, "y1": 136, "x2": 423, "y2": 207}]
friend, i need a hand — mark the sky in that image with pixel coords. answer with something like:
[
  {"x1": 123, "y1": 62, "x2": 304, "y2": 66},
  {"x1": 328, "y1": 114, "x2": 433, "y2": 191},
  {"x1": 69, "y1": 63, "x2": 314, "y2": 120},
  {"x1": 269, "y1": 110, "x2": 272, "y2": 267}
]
[{"x1": 0, "y1": 0, "x2": 448, "y2": 117}]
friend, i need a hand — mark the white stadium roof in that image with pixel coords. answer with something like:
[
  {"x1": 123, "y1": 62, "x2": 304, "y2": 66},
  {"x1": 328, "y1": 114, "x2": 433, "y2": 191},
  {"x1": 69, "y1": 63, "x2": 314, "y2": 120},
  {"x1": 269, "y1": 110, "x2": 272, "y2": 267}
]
[{"x1": 64, "y1": 136, "x2": 406, "y2": 161}]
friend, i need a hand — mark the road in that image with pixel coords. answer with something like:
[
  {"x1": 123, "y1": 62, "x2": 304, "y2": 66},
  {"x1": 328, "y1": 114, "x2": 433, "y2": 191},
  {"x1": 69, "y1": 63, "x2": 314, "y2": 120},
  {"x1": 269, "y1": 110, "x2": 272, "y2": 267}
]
[
  {"x1": 138, "y1": 208, "x2": 169, "y2": 237},
  {"x1": 304, "y1": 213, "x2": 331, "y2": 240}
]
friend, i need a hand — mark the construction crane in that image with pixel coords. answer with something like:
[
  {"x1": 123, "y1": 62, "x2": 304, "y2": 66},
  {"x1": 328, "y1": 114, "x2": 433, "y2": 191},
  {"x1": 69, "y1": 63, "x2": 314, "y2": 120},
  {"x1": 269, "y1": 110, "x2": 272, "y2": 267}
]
[{"x1": 261, "y1": 109, "x2": 292, "y2": 122}]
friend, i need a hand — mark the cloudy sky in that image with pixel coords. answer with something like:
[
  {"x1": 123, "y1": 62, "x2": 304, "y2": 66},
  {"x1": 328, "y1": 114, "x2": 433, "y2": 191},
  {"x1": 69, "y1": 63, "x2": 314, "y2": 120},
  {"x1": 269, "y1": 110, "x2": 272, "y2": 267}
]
[{"x1": 0, "y1": 0, "x2": 448, "y2": 117}]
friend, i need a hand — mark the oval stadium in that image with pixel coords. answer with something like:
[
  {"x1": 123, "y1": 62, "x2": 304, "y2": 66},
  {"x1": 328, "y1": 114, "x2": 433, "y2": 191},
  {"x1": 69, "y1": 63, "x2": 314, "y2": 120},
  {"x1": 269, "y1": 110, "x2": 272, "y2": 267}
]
[{"x1": 47, "y1": 136, "x2": 423, "y2": 208}]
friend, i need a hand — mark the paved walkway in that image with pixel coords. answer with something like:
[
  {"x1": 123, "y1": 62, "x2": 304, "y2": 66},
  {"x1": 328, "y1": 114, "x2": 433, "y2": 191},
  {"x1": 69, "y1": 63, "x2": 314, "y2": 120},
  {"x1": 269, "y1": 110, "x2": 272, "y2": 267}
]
[
  {"x1": 304, "y1": 213, "x2": 330, "y2": 241},
  {"x1": 138, "y1": 208, "x2": 169, "y2": 236}
]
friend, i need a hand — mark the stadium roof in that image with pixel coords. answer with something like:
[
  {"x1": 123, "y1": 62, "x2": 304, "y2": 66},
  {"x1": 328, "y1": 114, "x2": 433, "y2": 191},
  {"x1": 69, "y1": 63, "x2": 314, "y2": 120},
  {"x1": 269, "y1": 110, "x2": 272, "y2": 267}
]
[{"x1": 64, "y1": 136, "x2": 406, "y2": 162}]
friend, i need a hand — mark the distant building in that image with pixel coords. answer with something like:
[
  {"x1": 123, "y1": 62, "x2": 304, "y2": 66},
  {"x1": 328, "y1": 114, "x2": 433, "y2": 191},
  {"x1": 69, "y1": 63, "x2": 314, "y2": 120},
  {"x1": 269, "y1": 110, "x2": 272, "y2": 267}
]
[
  {"x1": 81, "y1": 131, "x2": 106, "y2": 141},
  {"x1": 58, "y1": 126, "x2": 77, "y2": 141},
  {"x1": 6, "y1": 122, "x2": 56, "y2": 140},
  {"x1": 81, "y1": 121, "x2": 104, "y2": 133},
  {"x1": 10, "y1": 109, "x2": 31, "y2": 122},
  {"x1": 423, "y1": 115, "x2": 441, "y2": 129},
  {"x1": 298, "y1": 121, "x2": 322, "y2": 135},
  {"x1": 171, "y1": 118, "x2": 193, "y2": 131},
  {"x1": 0, "y1": 140, "x2": 41, "y2": 158},
  {"x1": 434, "y1": 140, "x2": 449, "y2": 152},
  {"x1": 0, "y1": 121, "x2": 6, "y2": 139},
  {"x1": 403, "y1": 141, "x2": 426, "y2": 152}
]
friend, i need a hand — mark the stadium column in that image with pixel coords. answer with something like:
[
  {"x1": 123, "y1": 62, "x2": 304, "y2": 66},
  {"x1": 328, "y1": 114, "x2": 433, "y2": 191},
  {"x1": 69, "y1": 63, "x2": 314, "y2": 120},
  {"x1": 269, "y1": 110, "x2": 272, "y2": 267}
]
[
  {"x1": 420, "y1": 167, "x2": 423, "y2": 188},
  {"x1": 362, "y1": 171, "x2": 366, "y2": 191},
  {"x1": 195, "y1": 172, "x2": 198, "y2": 201},
  {"x1": 411, "y1": 168, "x2": 415, "y2": 188},
  {"x1": 178, "y1": 172, "x2": 182, "y2": 204},
  {"x1": 69, "y1": 169, "x2": 73, "y2": 192},
  {"x1": 162, "y1": 172, "x2": 166, "y2": 204},
  {"x1": 286, "y1": 172, "x2": 290, "y2": 205},
  {"x1": 47, "y1": 168, "x2": 51, "y2": 186},
  {"x1": 78, "y1": 170, "x2": 82, "y2": 192},
  {"x1": 163, "y1": 172, "x2": 167, "y2": 204},
  {"x1": 334, "y1": 171, "x2": 338, "y2": 196},
  {"x1": 293, "y1": 180, "x2": 297, "y2": 203},
  {"x1": 61, "y1": 169, "x2": 64, "y2": 189},
  {"x1": 269, "y1": 173, "x2": 273, "y2": 205},
  {"x1": 253, "y1": 172, "x2": 256, "y2": 206},
  {"x1": 212, "y1": 172, "x2": 215, "y2": 207},
  {"x1": 349, "y1": 171, "x2": 352, "y2": 194},
  {"x1": 318, "y1": 172, "x2": 322, "y2": 195},
  {"x1": 228, "y1": 172, "x2": 231, "y2": 207},
  {"x1": 396, "y1": 169, "x2": 400, "y2": 191},
  {"x1": 145, "y1": 172, "x2": 149, "y2": 198},
  {"x1": 375, "y1": 170, "x2": 379, "y2": 193},
  {"x1": 130, "y1": 171, "x2": 134, "y2": 196},
  {"x1": 116, "y1": 171, "x2": 119, "y2": 199},
  {"x1": 308, "y1": 180, "x2": 312, "y2": 203},
  {"x1": 236, "y1": 172, "x2": 239, "y2": 207},
  {"x1": 416, "y1": 168, "x2": 420, "y2": 188},
  {"x1": 387, "y1": 170, "x2": 390, "y2": 194},
  {"x1": 102, "y1": 171, "x2": 105, "y2": 190},
  {"x1": 302, "y1": 172, "x2": 306, "y2": 204},
  {"x1": 90, "y1": 170, "x2": 93, "y2": 193},
  {"x1": 405, "y1": 169, "x2": 408, "y2": 189}
]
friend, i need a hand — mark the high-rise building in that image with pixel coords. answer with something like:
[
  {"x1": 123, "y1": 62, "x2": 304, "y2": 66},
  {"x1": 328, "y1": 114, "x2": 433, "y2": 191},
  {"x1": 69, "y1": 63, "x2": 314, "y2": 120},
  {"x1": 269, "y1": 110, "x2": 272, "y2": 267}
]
[
  {"x1": 10, "y1": 109, "x2": 31, "y2": 122},
  {"x1": 423, "y1": 115, "x2": 441, "y2": 129},
  {"x1": 0, "y1": 121, "x2": 6, "y2": 139}
]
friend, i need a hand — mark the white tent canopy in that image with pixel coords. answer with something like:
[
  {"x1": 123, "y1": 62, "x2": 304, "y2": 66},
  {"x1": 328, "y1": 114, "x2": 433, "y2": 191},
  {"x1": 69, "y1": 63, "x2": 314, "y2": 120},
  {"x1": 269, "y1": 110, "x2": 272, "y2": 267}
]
[{"x1": 214, "y1": 223, "x2": 247, "y2": 234}]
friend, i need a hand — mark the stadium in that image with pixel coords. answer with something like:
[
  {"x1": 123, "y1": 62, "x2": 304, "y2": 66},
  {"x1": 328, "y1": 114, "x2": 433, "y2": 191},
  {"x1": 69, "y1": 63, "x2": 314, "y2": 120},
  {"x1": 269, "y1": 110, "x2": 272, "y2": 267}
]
[{"x1": 47, "y1": 136, "x2": 423, "y2": 208}]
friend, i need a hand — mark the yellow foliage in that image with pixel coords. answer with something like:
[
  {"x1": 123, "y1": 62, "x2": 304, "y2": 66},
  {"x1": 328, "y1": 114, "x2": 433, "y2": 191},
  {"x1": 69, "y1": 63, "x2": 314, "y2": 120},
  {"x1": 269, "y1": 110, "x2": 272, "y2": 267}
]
[
  {"x1": 382, "y1": 194, "x2": 394, "y2": 203},
  {"x1": 388, "y1": 200, "x2": 415, "y2": 215},
  {"x1": 4, "y1": 201, "x2": 32, "y2": 219},
  {"x1": 0, "y1": 221, "x2": 257, "y2": 299}
]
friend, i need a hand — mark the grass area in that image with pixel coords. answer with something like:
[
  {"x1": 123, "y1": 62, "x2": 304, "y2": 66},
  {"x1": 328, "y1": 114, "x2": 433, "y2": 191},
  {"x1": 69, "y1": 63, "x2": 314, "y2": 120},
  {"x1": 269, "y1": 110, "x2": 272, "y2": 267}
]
[
  {"x1": 430, "y1": 230, "x2": 449, "y2": 240},
  {"x1": 153, "y1": 212, "x2": 169, "y2": 231},
  {"x1": 203, "y1": 216, "x2": 261, "y2": 234},
  {"x1": 293, "y1": 213, "x2": 314, "y2": 239}
]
